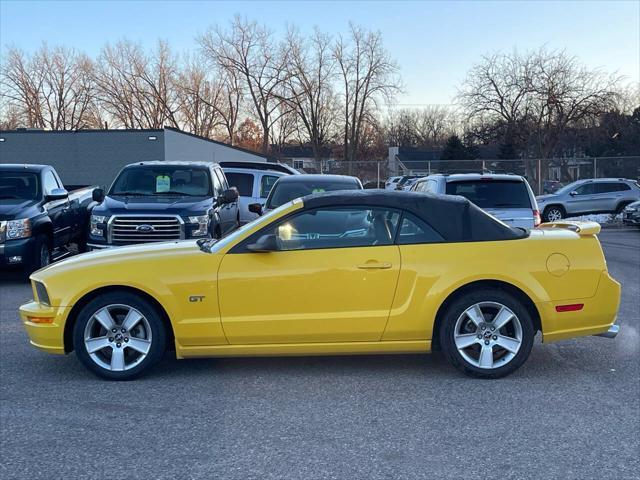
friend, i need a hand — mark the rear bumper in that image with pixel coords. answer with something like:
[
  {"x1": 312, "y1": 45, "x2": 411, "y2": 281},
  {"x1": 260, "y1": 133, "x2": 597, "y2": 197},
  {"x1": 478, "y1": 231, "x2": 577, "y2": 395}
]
[
  {"x1": 540, "y1": 271, "x2": 621, "y2": 343},
  {"x1": 19, "y1": 301, "x2": 68, "y2": 355}
]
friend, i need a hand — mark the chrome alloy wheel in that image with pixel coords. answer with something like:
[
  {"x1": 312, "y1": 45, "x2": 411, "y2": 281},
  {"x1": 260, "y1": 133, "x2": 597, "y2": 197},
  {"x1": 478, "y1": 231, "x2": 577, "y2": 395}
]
[
  {"x1": 453, "y1": 302, "x2": 523, "y2": 370},
  {"x1": 547, "y1": 208, "x2": 563, "y2": 222},
  {"x1": 83, "y1": 304, "x2": 152, "y2": 372}
]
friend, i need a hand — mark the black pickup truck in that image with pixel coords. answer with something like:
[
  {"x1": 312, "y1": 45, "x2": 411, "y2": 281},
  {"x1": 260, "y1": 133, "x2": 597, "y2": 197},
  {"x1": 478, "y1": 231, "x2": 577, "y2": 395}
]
[
  {"x1": 0, "y1": 164, "x2": 96, "y2": 274},
  {"x1": 88, "y1": 161, "x2": 239, "y2": 249}
]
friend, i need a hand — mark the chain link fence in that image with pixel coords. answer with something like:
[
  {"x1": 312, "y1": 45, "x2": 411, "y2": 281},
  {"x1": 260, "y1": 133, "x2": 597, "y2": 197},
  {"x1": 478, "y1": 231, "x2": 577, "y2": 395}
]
[{"x1": 281, "y1": 156, "x2": 640, "y2": 194}]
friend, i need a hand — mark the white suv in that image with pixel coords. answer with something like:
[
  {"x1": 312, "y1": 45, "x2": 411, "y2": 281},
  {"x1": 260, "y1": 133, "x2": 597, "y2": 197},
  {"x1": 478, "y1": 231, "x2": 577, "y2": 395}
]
[
  {"x1": 412, "y1": 174, "x2": 541, "y2": 229},
  {"x1": 221, "y1": 162, "x2": 297, "y2": 224}
]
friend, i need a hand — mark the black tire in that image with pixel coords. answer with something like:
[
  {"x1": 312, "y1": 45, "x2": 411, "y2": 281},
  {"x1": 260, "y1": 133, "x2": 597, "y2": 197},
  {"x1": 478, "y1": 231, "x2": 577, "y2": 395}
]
[
  {"x1": 73, "y1": 291, "x2": 166, "y2": 380},
  {"x1": 542, "y1": 205, "x2": 565, "y2": 223},
  {"x1": 25, "y1": 234, "x2": 51, "y2": 276},
  {"x1": 439, "y1": 288, "x2": 535, "y2": 379}
]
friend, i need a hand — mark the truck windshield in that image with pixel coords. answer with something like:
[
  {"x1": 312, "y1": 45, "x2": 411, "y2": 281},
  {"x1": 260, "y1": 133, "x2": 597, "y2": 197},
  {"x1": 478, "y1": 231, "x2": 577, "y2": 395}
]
[
  {"x1": 110, "y1": 166, "x2": 212, "y2": 197},
  {"x1": 0, "y1": 172, "x2": 40, "y2": 201},
  {"x1": 446, "y1": 180, "x2": 531, "y2": 209}
]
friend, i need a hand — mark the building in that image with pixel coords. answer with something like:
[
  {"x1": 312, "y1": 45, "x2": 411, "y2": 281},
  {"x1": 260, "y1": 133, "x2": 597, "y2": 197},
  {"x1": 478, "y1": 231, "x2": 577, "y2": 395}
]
[
  {"x1": 275, "y1": 145, "x2": 336, "y2": 173},
  {"x1": 0, "y1": 127, "x2": 270, "y2": 187}
]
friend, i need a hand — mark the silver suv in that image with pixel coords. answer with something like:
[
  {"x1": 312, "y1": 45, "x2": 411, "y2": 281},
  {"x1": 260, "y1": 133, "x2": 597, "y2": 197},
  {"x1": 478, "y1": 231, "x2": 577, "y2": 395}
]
[
  {"x1": 412, "y1": 174, "x2": 540, "y2": 229},
  {"x1": 536, "y1": 178, "x2": 640, "y2": 222}
]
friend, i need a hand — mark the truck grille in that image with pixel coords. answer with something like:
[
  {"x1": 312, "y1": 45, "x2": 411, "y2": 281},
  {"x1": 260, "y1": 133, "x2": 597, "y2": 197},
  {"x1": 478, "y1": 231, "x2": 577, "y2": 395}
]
[{"x1": 109, "y1": 216, "x2": 184, "y2": 245}]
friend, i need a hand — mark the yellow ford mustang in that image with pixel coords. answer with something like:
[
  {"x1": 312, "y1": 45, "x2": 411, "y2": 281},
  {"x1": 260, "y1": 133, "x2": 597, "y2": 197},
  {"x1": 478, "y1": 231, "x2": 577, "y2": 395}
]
[{"x1": 19, "y1": 190, "x2": 620, "y2": 380}]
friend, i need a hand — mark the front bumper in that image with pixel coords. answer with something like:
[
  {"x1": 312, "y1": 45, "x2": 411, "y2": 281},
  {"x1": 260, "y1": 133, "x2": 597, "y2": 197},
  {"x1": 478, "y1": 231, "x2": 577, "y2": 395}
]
[
  {"x1": 0, "y1": 237, "x2": 36, "y2": 267},
  {"x1": 19, "y1": 301, "x2": 68, "y2": 355}
]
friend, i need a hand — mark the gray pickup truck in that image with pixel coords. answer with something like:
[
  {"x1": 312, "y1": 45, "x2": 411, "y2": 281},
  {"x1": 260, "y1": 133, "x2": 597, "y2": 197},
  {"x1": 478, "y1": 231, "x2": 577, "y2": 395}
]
[{"x1": 1, "y1": 164, "x2": 96, "y2": 274}]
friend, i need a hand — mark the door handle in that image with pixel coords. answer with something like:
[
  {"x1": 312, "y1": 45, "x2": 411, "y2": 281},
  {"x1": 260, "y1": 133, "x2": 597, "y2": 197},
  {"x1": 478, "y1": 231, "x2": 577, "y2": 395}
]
[{"x1": 356, "y1": 262, "x2": 392, "y2": 270}]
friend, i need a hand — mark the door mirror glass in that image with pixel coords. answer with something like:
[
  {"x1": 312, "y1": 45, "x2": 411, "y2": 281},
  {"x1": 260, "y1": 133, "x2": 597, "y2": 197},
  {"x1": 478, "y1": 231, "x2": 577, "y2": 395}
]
[
  {"x1": 246, "y1": 234, "x2": 278, "y2": 252},
  {"x1": 45, "y1": 188, "x2": 68, "y2": 202},
  {"x1": 92, "y1": 188, "x2": 105, "y2": 202},
  {"x1": 248, "y1": 203, "x2": 263, "y2": 215}
]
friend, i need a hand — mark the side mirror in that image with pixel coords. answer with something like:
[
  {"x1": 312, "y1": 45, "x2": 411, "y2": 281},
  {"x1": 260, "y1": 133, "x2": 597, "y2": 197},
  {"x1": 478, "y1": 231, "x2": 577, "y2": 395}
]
[
  {"x1": 246, "y1": 234, "x2": 278, "y2": 252},
  {"x1": 248, "y1": 203, "x2": 263, "y2": 216},
  {"x1": 569, "y1": 190, "x2": 578, "y2": 196},
  {"x1": 45, "y1": 188, "x2": 68, "y2": 202},
  {"x1": 92, "y1": 188, "x2": 105, "y2": 203},
  {"x1": 219, "y1": 188, "x2": 239, "y2": 205}
]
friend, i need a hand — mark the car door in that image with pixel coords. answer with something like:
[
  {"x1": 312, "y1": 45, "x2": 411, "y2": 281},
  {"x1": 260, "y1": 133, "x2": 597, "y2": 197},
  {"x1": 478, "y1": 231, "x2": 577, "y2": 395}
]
[
  {"x1": 217, "y1": 206, "x2": 402, "y2": 344},
  {"x1": 42, "y1": 170, "x2": 71, "y2": 247},
  {"x1": 565, "y1": 182, "x2": 597, "y2": 214},
  {"x1": 595, "y1": 182, "x2": 625, "y2": 212}
]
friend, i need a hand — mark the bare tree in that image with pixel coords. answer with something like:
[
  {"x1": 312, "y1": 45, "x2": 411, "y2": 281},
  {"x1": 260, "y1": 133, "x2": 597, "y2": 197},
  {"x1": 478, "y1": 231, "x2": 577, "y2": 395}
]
[
  {"x1": 283, "y1": 27, "x2": 338, "y2": 160},
  {"x1": 334, "y1": 24, "x2": 401, "y2": 169},
  {"x1": 199, "y1": 16, "x2": 292, "y2": 153},
  {"x1": 386, "y1": 106, "x2": 456, "y2": 147},
  {"x1": 1, "y1": 45, "x2": 98, "y2": 130},
  {"x1": 93, "y1": 40, "x2": 179, "y2": 129}
]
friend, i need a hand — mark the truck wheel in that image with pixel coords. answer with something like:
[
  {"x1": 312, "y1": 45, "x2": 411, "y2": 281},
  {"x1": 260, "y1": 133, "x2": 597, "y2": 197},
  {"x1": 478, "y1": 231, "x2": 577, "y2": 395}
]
[
  {"x1": 25, "y1": 234, "x2": 51, "y2": 276},
  {"x1": 543, "y1": 205, "x2": 565, "y2": 222},
  {"x1": 73, "y1": 291, "x2": 166, "y2": 380},
  {"x1": 439, "y1": 288, "x2": 535, "y2": 379}
]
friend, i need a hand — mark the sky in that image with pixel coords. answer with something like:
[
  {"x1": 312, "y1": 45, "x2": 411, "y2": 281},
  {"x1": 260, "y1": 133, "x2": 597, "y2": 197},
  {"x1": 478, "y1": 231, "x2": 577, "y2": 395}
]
[{"x1": 1, "y1": 0, "x2": 638, "y2": 107}]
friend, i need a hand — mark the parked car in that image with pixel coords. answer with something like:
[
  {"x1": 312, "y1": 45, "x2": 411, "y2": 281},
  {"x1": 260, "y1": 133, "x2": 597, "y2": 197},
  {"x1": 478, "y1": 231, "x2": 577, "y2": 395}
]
[
  {"x1": 542, "y1": 180, "x2": 563, "y2": 194},
  {"x1": 88, "y1": 161, "x2": 239, "y2": 250},
  {"x1": 222, "y1": 165, "x2": 289, "y2": 224},
  {"x1": 249, "y1": 174, "x2": 362, "y2": 216},
  {"x1": 20, "y1": 190, "x2": 620, "y2": 380},
  {"x1": 385, "y1": 176, "x2": 402, "y2": 190},
  {"x1": 622, "y1": 200, "x2": 640, "y2": 227},
  {"x1": 413, "y1": 174, "x2": 541, "y2": 229},
  {"x1": 395, "y1": 175, "x2": 421, "y2": 191},
  {"x1": 536, "y1": 178, "x2": 640, "y2": 222},
  {"x1": 1, "y1": 164, "x2": 96, "y2": 274}
]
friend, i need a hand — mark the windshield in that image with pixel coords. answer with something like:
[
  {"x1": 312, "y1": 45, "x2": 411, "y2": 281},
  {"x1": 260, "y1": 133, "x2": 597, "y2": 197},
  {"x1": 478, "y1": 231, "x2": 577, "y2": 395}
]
[
  {"x1": 110, "y1": 166, "x2": 211, "y2": 197},
  {"x1": 0, "y1": 172, "x2": 40, "y2": 201},
  {"x1": 446, "y1": 180, "x2": 531, "y2": 209},
  {"x1": 554, "y1": 180, "x2": 583, "y2": 195},
  {"x1": 209, "y1": 200, "x2": 299, "y2": 253},
  {"x1": 266, "y1": 179, "x2": 360, "y2": 208}
]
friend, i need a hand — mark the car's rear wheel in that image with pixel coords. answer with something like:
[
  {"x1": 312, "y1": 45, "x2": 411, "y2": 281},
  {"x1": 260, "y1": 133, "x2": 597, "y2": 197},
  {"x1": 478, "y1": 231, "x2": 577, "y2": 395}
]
[
  {"x1": 543, "y1": 205, "x2": 565, "y2": 222},
  {"x1": 439, "y1": 289, "x2": 534, "y2": 379},
  {"x1": 73, "y1": 292, "x2": 166, "y2": 380}
]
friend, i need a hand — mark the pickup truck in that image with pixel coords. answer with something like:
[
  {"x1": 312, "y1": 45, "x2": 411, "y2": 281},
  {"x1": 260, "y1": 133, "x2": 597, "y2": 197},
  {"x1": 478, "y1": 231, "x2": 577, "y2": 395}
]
[
  {"x1": 88, "y1": 161, "x2": 239, "y2": 249},
  {"x1": 0, "y1": 164, "x2": 96, "y2": 274}
]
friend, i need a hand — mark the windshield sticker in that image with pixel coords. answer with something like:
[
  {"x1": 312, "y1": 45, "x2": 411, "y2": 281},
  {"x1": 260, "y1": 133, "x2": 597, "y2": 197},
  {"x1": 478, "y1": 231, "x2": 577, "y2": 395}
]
[
  {"x1": 311, "y1": 188, "x2": 325, "y2": 193},
  {"x1": 156, "y1": 175, "x2": 171, "y2": 193}
]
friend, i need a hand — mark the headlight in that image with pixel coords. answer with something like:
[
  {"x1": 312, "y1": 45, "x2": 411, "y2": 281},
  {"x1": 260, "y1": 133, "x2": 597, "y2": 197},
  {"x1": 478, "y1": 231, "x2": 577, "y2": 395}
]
[
  {"x1": 90, "y1": 215, "x2": 108, "y2": 237},
  {"x1": 624, "y1": 206, "x2": 637, "y2": 212},
  {"x1": 188, "y1": 215, "x2": 210, "y2": 237},
  {"x1": 6, "y1": 218, "x2": 32, "y2": 240},
  {"x1": 34, "y1": 281, "x2": 50, "y2": 306}
]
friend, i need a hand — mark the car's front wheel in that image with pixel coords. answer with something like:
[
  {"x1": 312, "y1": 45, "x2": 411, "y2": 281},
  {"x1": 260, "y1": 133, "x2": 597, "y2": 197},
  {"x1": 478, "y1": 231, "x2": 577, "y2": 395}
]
[
  {"x1": 543, "y1": 205, "x2": 565, "y2": 222},
  {"x1": 439, "y1": 289, "x2": 535, "y2": 379},
  {"x1": 73, "y1": 292, "x2": 166, "y2": 380}
]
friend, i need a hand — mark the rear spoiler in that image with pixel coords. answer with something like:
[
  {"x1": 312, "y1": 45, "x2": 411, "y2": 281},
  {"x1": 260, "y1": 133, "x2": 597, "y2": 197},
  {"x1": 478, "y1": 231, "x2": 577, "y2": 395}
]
[{"x1": 538, "y1": 220, "x2": 601, "y2": 236}]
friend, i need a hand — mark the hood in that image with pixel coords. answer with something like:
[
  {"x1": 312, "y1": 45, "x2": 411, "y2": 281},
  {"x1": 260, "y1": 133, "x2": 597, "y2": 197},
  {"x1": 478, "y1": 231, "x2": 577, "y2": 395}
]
[
  {"x1": 0, "y1": 199, "x2": 41, "y2": 221},
  {"x1": 94, "y1": 194, "x2": 213, "y2": 216},
  {"x1": 536, "y1": 194, "x2": 557, "y2": 202}
]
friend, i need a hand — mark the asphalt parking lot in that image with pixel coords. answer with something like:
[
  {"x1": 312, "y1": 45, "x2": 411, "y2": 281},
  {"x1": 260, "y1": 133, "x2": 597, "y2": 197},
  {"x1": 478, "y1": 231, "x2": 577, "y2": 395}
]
[{"x1": 0, "y1": 228, "x2": 638, "y2": 480}]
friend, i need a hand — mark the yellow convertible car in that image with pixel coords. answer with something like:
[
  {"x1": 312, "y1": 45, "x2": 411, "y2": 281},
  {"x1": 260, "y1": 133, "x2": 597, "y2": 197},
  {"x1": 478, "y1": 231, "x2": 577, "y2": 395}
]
[{"x1": 19, "y1": 190, "x2": 620, "y2": 380}]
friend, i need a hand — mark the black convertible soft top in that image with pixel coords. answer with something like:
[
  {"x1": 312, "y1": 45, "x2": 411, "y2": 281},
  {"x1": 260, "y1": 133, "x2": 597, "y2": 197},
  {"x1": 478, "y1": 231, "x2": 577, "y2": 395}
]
[{"x1": 302, "y1": 189, "x2": 525, "y2": 242}]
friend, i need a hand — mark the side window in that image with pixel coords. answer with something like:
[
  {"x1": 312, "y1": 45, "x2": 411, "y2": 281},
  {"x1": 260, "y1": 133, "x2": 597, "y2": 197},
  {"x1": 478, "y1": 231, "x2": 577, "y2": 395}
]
[
  {"x1": 42, "y1": 170, "x2": 60, "y2": 195},
  {"x1": 396, "y1": 213, "x2": 444, "y2": 245},
  {"x1": 215, "y1": 169, "x2": 229, "y2": 190},
  {"x1": 575, "y1": 183, "x2": 596, "y2": 195},
  {"x1": 225, "y1": 172, "x2": 254, "y2": 197},
  {"x1": 260, "y1": 175, "x2": 280, "y2": 198},
  {"x1": 426, "y1": 180, "x2": 438, "y2": 192},
  {"x1": 597, "y1": 182, "x2": 630, "y2": 193},
  {"x1": 211, "y1": 169, "x2": 224, "y2": 196},
  {"x1": 413, "y1": 181, "x2": 426, "y2": 192},
  {"x1": 246, "y1": 207, "x2": 401, "y2": 251}
]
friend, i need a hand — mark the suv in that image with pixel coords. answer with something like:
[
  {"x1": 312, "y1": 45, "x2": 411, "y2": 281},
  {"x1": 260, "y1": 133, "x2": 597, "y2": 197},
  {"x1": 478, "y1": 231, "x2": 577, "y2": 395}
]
[
  {"x1": 536, "y1": 178, "x2": 640, "y2": 222},
  {"x1": 413, "y1": 174, "x2": 540, "y2": 228},
  {"x1": 221, "y1": 165, "x2": 289, "y2": 224},
  {"x1": 88, "y1": 161, "x2": 239, "y2": 249}
]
